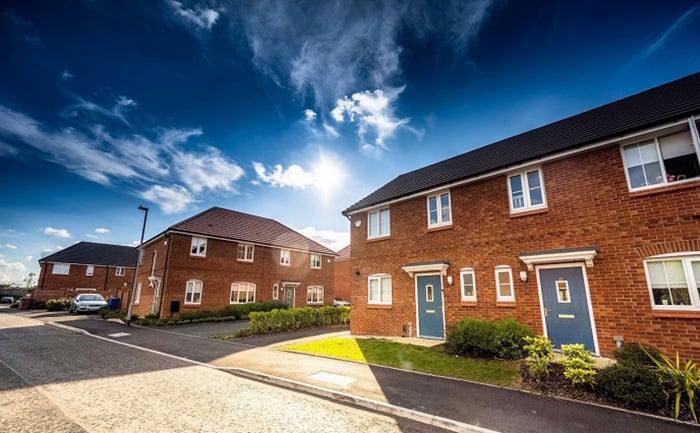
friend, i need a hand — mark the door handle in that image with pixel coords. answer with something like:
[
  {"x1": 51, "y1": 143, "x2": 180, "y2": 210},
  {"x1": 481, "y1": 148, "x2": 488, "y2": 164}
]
[{"x1": 544, "y1": 308, "x2": 550, "y2": 317}]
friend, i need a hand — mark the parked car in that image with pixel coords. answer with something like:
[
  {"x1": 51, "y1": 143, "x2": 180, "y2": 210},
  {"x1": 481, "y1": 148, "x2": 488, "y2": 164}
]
[
  {"x1": 333, "y1": 297, "x2": 350, "y2": 307},
  {"x1": 0, "y1": 296, "x2": 14, "y2": 304},
  {"x1": 69, "y1": 294, "x2": 108, "y2": 313}
]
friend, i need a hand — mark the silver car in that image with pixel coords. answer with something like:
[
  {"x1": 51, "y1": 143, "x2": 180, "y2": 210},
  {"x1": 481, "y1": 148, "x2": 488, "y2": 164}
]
[{"x1": 69, "y1": 294, "x2": 108, "y2": 313}]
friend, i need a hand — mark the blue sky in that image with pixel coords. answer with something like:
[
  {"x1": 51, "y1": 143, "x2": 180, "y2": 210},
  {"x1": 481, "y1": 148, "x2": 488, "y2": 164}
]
[{"x1": 1, "y1": 0, "x2": 699, "y2": 285}]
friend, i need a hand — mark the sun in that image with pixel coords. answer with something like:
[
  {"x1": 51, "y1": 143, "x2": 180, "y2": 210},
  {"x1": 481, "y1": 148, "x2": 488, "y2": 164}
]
[{"x1": 311, "y1": 152, "x2": 346, "y2": 200}]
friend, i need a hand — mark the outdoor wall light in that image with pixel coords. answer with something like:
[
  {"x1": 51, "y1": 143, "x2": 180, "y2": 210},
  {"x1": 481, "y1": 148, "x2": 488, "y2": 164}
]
[
  {"x1": 446, "y1": 276, "x2": 453, "y2": 285},
  {"x1": 354, "y1": 219, "x2": 362, "y2": 228},
  {"x1": 519, "y1": 271, "x2": 528, "y2": 282}
]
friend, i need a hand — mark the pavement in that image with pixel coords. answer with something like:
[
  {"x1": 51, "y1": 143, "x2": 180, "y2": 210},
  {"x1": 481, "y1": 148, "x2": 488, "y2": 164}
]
[{"x1": 10, "y1": 308, "x2": 699, "y2": 433}]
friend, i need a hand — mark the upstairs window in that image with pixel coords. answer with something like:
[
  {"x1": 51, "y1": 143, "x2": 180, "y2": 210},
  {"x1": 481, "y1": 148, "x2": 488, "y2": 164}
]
[
  {"x1": 280, "y1": 249, "x2": 291, "y2": 266},
  {"x1": 184, "y1": 280, "x2": 203, "y2": 305},
  {"x1": 460, "y1": 268, "x2": 477, "y2": 301},
  {"x1": 645, "y1": 255, "x2": 700, "y2": 310},
  {"x1": 368, "y1": 208, "x2": 390, "y2": 238},
  {"x1": 52, "y1": 263, "x2": 70, "y2": 275},
  {"x1": 306, "y1": 286, "x2": 324, "y2": 304},
  {"x1": 310, "y1": 254, "x2": 322, "y2": 269},
  {"x1": 85, "y1": 265, "x2": 94, "y2": 276},
  {"x1": 237, "y1": 244, "x2": 254, "y2": 262},
  {"x1": 495, "y1": 265, "x2": 514, "y2": 302},
  {"x1": 622, "y1": 124, "x2": 700, "y2": 190},
  {"x1": 190, "y1": 237, "x2": 207, "y2": 257},
  {"x1": 115, "y1": 267, "x2": 125, "y2": 277},
  {"x1": 508, "y1": 168, "x2": 546, "y2": 213},
  {"x1": 427, "y1": 191, "x2": 451, "y2": 228},
  {"x1": 231, "y1": 282, "x2": 256, "y2": 304}
]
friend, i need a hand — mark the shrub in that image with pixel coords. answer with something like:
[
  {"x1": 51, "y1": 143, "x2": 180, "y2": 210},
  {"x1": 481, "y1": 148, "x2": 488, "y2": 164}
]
[
  {"x1": 614, "y1": 342, "x2": 662, "y2": 367},
  {"x1": 230, "y1": 306, "x2": 350, "y2": 337},
  {"x1": 597, "y1": 364, "x2": 665, "y2": 411},
  {"x1": 523, "y1": 335, "x2": 554, "y2": 381},
  {"x1": 645, "y1": 349, "x2": 700, "y2": 422},
  {"x1": 445, "y1": 318, "x2": 534, "y2": 359},
  {"x1": 560, "y1": 344, "x2": 596, "y2": 386},
  {"x1": 45, "y1": 298, "x2": 71, "y2": 311}
]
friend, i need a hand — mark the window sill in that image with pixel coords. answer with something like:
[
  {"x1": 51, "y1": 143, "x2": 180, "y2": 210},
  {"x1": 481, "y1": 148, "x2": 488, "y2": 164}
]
[
  {"x1": 496, "y1": 301, "x2": 516, "y2": 307},
  {"x1": 651, "y1": 310, "x2": 700, "y2": 319},
  {"x1": 237, "y1": 260, "x2": 254, "y2": 264},
  {"x1": 427, "y1": 224, "x2": 453, "y2": 233},
  {"x1": 629, "y1": 178, "x2": 700, "y2": 198},
  {"x1": 460, "y1": 300, "x2": 477, "y2": 306},
  {"x1": 189, "y1": 255, "x2": 207, "y2": 259},
  {"x1": 367, "y1": 304, "x2": 392, "y2": 309},
  {"x1": 510, "y1": 207, "x2": 548, "y2": 218},
  {"x1": 367, "y1": 235, "x2": 391, "y2": 243}
]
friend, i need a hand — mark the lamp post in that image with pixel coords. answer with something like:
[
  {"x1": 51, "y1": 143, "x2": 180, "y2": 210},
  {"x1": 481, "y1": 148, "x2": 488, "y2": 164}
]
[{"x1": 126, "y1": 205, "x2": 148, "y2": 325}]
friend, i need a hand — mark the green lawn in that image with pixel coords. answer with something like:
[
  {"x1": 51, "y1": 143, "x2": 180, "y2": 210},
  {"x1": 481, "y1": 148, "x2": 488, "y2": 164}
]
[{"x1": 281, "y1": 337, "x2": 520, "y2": 387}]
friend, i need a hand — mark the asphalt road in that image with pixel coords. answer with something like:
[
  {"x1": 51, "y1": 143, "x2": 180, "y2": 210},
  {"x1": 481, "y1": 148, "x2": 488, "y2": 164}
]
[{"x1": 0, "y1": 309, "x2": 448, "y2": 433}]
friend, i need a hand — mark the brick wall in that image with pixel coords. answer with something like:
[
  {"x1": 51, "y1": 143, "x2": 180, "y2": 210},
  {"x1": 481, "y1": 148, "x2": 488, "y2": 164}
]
[
  {"x1": 349, "y1": 145, "x2": 700, "y2": 358},
  {"x1": 333, "y1": 258, "x2": 352, "y2": 301},
  {"x1": 133, "y1": 233, "x2": 335, "y2": 317},
  {"x1": 34, "y1": 262, "x2": 134, "y2": 306}
]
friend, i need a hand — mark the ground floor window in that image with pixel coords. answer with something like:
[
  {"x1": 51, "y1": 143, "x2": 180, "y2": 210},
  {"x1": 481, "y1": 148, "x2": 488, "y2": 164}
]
[
  {"x1": 272, "y1": 284, "x2": 279, "y2": 300},
  {"x1": 460, "y1": 268, "x2": 476, "y2": 301},
  {"x1": 185, "y1": 280, "x2": 202, "y2": 305},
  {"x1": 645, "y1": 254, "x2": 700, "y2": 310},
  {"x1": 368, "y1": 274, "x2": 392, "y2": 304},
  {"x1": 495, "y1": 265, "x2": 514, "y2": 301},
  {"x1": 306, "y1": 285, "x2": 324, "y2": 304},
  {"x1": 231, "y1": 282, "x2": 256, "y2": 304},
  {"x1": 134, "y1": 282, "x2": 142, "y2": 304}
]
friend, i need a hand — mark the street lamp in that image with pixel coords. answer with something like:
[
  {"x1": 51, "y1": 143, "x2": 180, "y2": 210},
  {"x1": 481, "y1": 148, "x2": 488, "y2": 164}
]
[{"x1": 126, "y1": 205, "x2": 149, "y2": 325}]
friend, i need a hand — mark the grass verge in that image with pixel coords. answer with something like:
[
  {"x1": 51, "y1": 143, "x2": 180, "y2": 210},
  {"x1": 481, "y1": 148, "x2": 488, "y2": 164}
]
[{"x1": 282, "y1": 337, "x2": 519, "y2": 387}]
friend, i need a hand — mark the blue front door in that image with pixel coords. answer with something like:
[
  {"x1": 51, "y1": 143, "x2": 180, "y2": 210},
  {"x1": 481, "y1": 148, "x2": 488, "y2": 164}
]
[
  {"x1": 416, "y1": 275, "x2": 445, "y2": 339},
  {"x1": 539, "y1": 266, "x2": 596, "y2": 352}
]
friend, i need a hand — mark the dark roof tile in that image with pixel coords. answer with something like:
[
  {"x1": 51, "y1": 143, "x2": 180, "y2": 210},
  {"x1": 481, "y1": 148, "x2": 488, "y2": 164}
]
[{"x1": 39, "y1": 242, "x2": 137, "y2": 267}]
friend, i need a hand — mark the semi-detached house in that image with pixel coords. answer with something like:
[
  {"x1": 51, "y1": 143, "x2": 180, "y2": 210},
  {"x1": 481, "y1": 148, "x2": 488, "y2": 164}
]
[
  {"x1": 342, "y1": 72, "x2": 700, "y2": 358},
  {"x1": 131, "y1": 207, "x2": 336, "y2": 318}
]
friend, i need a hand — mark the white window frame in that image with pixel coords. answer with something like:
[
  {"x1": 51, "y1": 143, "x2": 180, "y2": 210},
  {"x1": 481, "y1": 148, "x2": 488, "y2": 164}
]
[
  {"x1": 460, "y1": 268, "x2": 477, "y2": 301},
  {"x1": 368, "y1": 274, "x2": 392, "y2": 305},
  {"x1": 644, "y1": 253, "x2": 700, "y2": 311},
  {"x1": 426, "y1": 191, "x2": 452, "y2": 228},
  {"x1": 495, "y1": 265, "x2": 515, "y2": 302},
  {"x1": 280, "y1": 249, "x2": 291, "y2": 266},
  {"x1": 52, "y1": 263, "x2": 70, "y2": 275},
  {"x1": 237, "y1": 244, "x2": 254, "y2": 262},
  {"x1": 85, "y1": 265, "x2": 94, "y2": 276},
  {"x1": 115, "y1": 267, "x2": 125, "y2": 277},
  {"x1": 134, "y1": 282, "x2": 142, "y2": 305},
  {"x1": 150, "y1": 251, "x2": 157, "y2": 276},
  {"x1": 184, "y1": 279, "x2": 203, "y2": 305},
  {"x1": 621, "y1": 119, "x2": 700, "y2": 192},
  {"x1": 230, "y1": 282, "x2": 256, "y2": 304},
  {"x1": 306, "y1": 285, "x2": 324, "y2": 304},
  {"x1": 310, "y1": 254, "x2": 322, "y2": 269},
  {"x1": 190, "y1": 237, "x2": 207, "y2": 257},
  {"x1": 507, "y1": 167, "x2": 547, "y2": 213},
  {"x1": 272, "y1": 284, "x2": 279, "y2": 300},
  {"x1": 368, "y1": 207, "x2": 391, "y2": 238}
]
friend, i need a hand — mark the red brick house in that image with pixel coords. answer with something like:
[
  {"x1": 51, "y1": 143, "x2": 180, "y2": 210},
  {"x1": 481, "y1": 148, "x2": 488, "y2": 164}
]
[
  {"x1": 342, "y1": 73, "x2": 700, "y2": 358},
  {"x1": 35, "y1": 242, "x2": 137, "y2": 305},
  {"x1": 333, "y1": 245, "x2": 352, "y2": 303},
  {"x1": 131, "y1": 207, "x2": 336, "y2": 317}
]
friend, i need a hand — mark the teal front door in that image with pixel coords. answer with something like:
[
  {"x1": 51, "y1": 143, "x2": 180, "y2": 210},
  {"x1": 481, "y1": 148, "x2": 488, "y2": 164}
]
[
  {"x1": 416, "y1": 275, "x2": 445, "y2": 339},
  {"x1": 538, "y1": 265, "x2": 596, "y2": 352}
]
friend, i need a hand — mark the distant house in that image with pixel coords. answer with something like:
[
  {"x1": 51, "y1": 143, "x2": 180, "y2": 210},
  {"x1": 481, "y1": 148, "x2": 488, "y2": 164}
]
[
  {"x1": 35, "y1": 242, "x2": 137, "y2": 305},
  {"x1": 333, "y1": 245, "x2": 351, "y2": 302},
  {"x1": 343, "y1": 73, "x2": 700, "y2": 358},
  {"x1": 132, "y1": 207, "x2": 336, "y2": 317}
]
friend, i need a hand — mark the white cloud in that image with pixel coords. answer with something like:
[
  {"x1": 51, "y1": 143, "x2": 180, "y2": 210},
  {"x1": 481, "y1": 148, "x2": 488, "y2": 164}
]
[
  {"x1": 0, "y1": 258, "x2": 27, "y2": 285},
  {"x1": 43, "y1": 227, "x2": 71, "y2": 238},
  {"x1": 95, "y1": 228, "x2": 110, "y2": 234},
  {"x1": 167, "y1": 0, "x2": 220, "y2": 30},
  {"x1": 61, "y1": 70, "x2": 74, "y2": 80},
  {"x1": 323, "y1": 123, "x2": 340, "y2": 137},
  {"x1": 298, "y1": 227, "x2": 349, "y2": 252},
  {"x1": 253, "y1": 162, "x2": 314, "y2": 189},
  {"x1": 85, "y1": 234, "x2": 98, "y2": 239},
  {"x1": 25, "y1": 256, "x2": 34, "y2": 262},
  {"x1": 303, "y1": 109, "x2": 317, "y2": 122},
  {"x1": 331, "y1": 87, "x2": 410, "y2": 150},
  {"x1": 2, "y1": 244, "x2": 18, "y2": 250},
  {"x1": 173, "y1": 147, "x2": 245, "y2": 193},
  {"x1": 633, "y1": 5, "x2": 699, "y2": 63},
  {"x1": 140, "y1": 185, "x2": 194, "y2": 214}
]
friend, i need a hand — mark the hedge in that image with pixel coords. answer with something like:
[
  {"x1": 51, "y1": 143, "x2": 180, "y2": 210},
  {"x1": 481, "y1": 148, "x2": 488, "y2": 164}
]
[
  {"x1": 229, "y1": 306, "x2": 350, "y2": 337},
  {"x1": 445, "y1": 317, "x2": 534, "y2": 359}
]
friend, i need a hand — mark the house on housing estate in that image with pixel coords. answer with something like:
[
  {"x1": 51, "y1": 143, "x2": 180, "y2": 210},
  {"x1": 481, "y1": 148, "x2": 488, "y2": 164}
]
[
  {"x1": 35, "y1": 242, "x2": 137, "y2": 305},
  {"x1": 342, "y1": 73, "x2": 700, "y2": 358},
  {"x1": 131, "y1": 207, "x2": 336, "y2": 318},
  {"x1": 333, "y1": 245, "x2": 352, "y2": 303}
]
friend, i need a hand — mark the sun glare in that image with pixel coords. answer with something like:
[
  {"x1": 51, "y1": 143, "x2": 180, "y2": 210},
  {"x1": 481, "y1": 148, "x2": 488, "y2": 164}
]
[{"x1": 312, "y1": 152, "x2": 346, "y2": 200}]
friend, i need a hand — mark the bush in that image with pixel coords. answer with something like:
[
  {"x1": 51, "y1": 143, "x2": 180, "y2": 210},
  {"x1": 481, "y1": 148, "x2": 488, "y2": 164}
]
[
  {"x1": 231, "y1": 306, "x2": 350, "y2": 337},
  {"x1": 614, "y1": 342, "x2": 662, "y2": 367},
  {"x1": 445, "y1": 318, "x2": 534, "y2": 359},
  {"x1": 646, "y1": 350, "x2": 700, "y2": 422},
  {"x1": 597, "y1": 364, "x2": 665, "y2": 411},
  {"x1": 45, "y1": 298, "x2": 71, "y2": 311},
  {"x1": 560, "y1": 344, "x2": 596, "y2": 386},
  {"x1": 523, "y1": 335, "x2": 554, "y2": 381}
]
